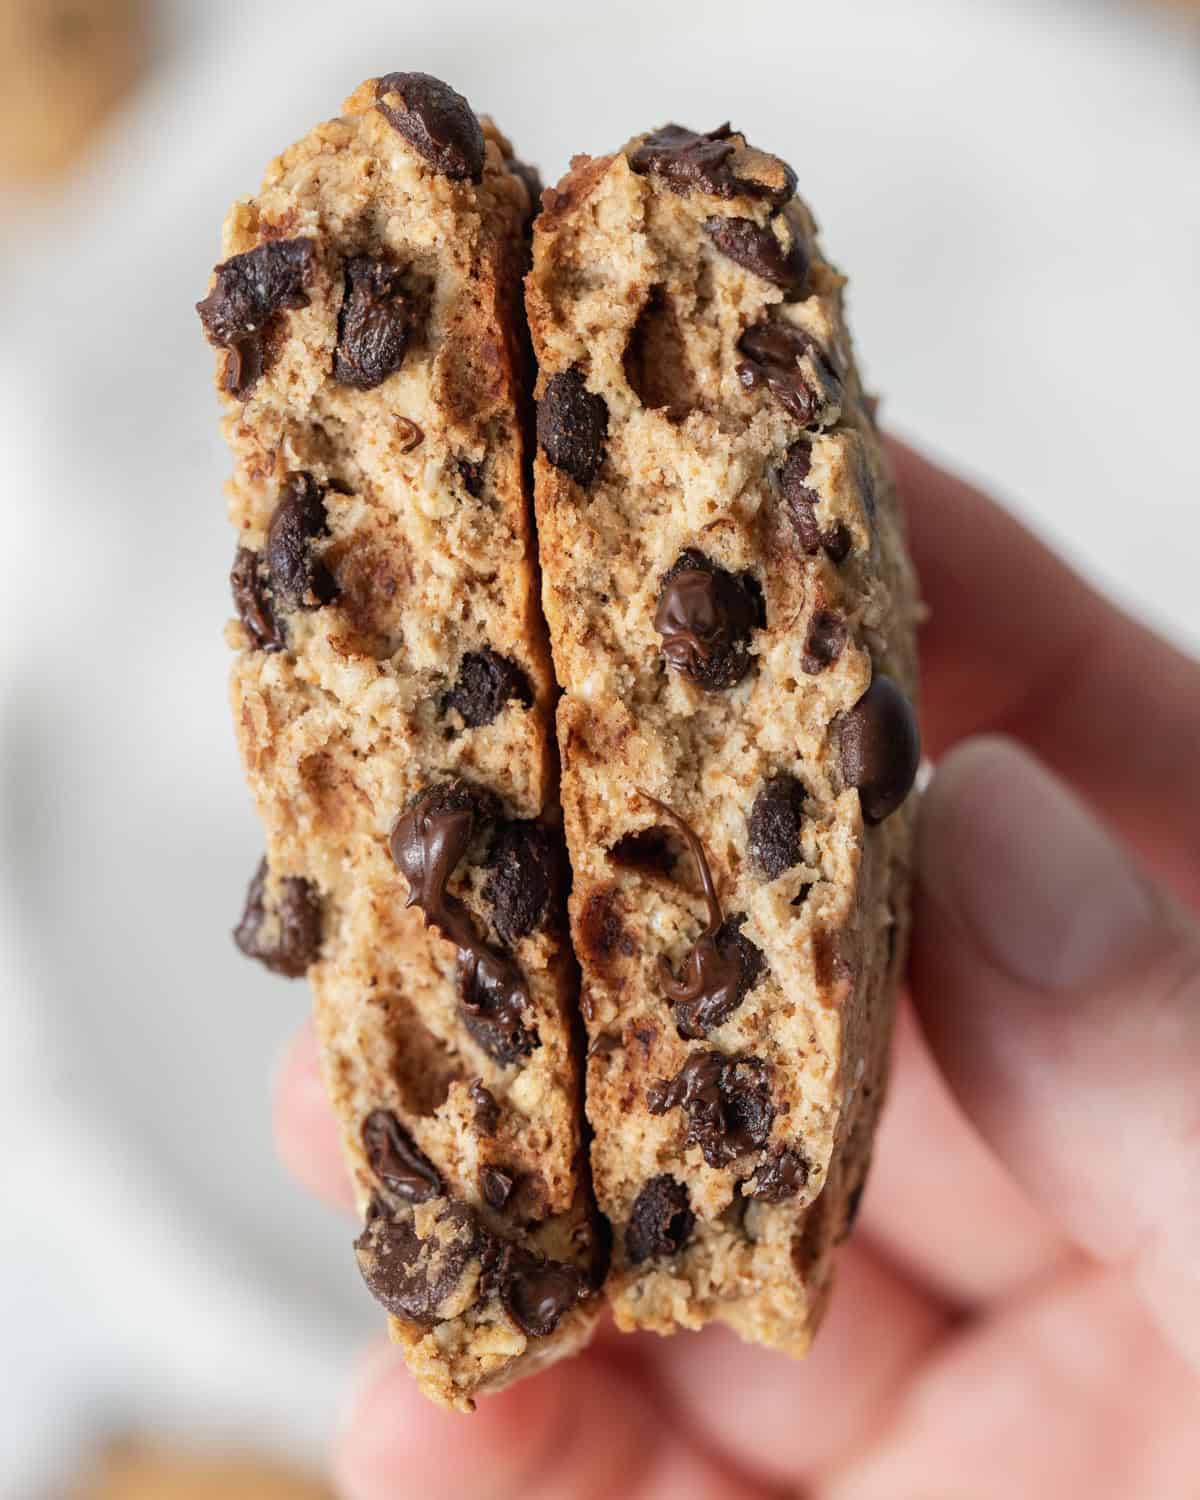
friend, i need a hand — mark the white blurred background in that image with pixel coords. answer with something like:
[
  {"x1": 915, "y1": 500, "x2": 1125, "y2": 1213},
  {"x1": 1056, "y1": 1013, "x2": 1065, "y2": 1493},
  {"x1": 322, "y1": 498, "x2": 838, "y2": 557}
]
[{"x1": 1, "y1": 0, "x2": 1197, "y2": 1493}]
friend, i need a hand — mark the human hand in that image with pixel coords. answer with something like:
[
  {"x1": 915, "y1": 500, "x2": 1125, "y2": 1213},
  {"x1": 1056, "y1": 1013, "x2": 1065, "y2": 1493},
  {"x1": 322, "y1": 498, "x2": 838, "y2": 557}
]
[{"x1": 274, "y1": 440, "x2": 1200, "y2": 1499}]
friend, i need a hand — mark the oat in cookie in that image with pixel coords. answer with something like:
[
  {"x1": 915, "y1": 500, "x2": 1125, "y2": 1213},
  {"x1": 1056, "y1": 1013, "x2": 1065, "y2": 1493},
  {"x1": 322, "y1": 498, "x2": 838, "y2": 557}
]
[
  {"x1": 199, "y1": 73, "x2": 598, "y2": 1409},
  {"x1": 526, "y1": 122, "x2": 921, "y2": 1354}
]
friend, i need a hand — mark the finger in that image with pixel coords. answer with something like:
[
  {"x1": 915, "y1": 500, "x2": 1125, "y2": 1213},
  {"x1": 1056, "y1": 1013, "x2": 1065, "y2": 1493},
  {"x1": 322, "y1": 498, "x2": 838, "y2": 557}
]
[
  {"x1": 638, "y1": 1240, "x2": 947, "y2": 1490},
  {"x1": 891, "y1": 438, "x2": 1200, "y2": 907},
  {"x1": 334, "y1": 1339, "x2": 770, "y2": 1500},
  {"x1": 272, "y1": 1020, "x2": 355, "y2": 1213},
  {"x1": 820, "y1": 1265, "x2": 1200, "y2": 1500},
  {"x1": 913, "y1": 736, "x2": 1200, "y2": 1370},
  {"x1": 858, "y1": 999, "x2": 1074, "y2": 1307}
]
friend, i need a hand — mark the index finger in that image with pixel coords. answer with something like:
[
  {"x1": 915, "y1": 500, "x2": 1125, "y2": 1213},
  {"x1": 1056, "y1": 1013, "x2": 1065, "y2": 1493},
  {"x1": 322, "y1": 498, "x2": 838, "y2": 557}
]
[{"x1": 891, "y1": 438, "x2": 1200, "y2": 906}]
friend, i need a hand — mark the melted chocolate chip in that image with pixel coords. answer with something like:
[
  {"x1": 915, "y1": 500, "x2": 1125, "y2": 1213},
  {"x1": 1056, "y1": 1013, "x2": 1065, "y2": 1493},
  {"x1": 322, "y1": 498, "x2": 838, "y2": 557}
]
[
  {"x1": 266, "y1": 473, "x2": 337, "y2": 612},
  {"x1": 374, "y1": 71, "x2": 484, "y2": 181},
  {"x1": 494, "y1": 1245, "x2": 583, "y2": 1337},
  {"x1": 654, "y1": 550, "x2": 762, "y2": 690},
  {"x1": 836, "y1": 674, "x2": 920, "y2": 824},
  {"x1": 354, "y1": 1200, "x2": 485, "y2": 1325},
  {"x1": 459, "y1": 947, "x2": 540, "y2": 1065},
  {"x1": 361, "y1": 1109, "x2": 442, "y2": 1203},
  {"x1": 737, "y1": 321, "x2": 840, "y2": 427},
  {"x1": 333, "y1": 255, "x2": 409, "y2": 389},
  {"x1": 197, "y1": 238, "x2": 317, "y2": 398},
  {"x1": 480, "y1": 1165, "x2": 515, "y2": 1209},
  {"x1": 469, "y1": 1080, "x2": 501, "y2": 1135},
  {"x1": 751, "y1": 1146, "x2": 809, "y2": 1202},
  {"x1": 230, "y1": 547, "x2": 283, "y2": 651},
  {"x1": 626, "y1": 1175, "x2": 695, "y2": 1264},
  {"x1": 802, "y1": 608, "x2": 848, "y2": 675},
  {"x1": 647, "y1": 1052, "x2": 774, "y2": 1168},
  {"x1": 639, "y1": 795, "x2": 766, "y2": 1038},
  {"x1": 747, "y1": 774, "x2": 807, "y2": 880},
  {"x1": 483, "y1": 820, "x2": 559, "y2": 945},
  {"x1": 536, "y1": 368, "x2": 608, "y2": 487},
  {"x1": 390, "y1": 782, "x2": 539, "y2": 1065},
  {"x1": 777, "y1": 439, "x2": 851, "y2": 561},
  {"x1": 233, "y1": 858, "x2": 321, "y2": 977},
  {"x1": 703, "y1": 214, "x2": 808, "y2": 295},
  {"x1": 630, "y1": 124, "x2": 795, "y2": 206},
  {"x1": 444, "y1": 649, "x2": 533, "y2": 729}
]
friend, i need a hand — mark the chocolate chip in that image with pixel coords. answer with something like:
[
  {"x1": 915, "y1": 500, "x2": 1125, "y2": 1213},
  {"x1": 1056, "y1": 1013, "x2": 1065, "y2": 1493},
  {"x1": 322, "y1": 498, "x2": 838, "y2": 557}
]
[
  {"x1": 469, "y1": 1080, "x2": 501, "y2": 1135},
  {"x1": 670, "y1": 914, "x2": 767, "y2": 1040},
  {"x1": 647, "y1": 1052, "x2": 774, "y2": 1168},
  {"x1": 361, "y1": 1109, "x2": 442, "y2": 1203},
  {"x1": 230, "y1": 547, "x2": 283, "y2": 651},
  {"x1": 588, "y1": 1031, "x2": 622, "y2": 1058},
  {"x1": 630, "y1": 124, "x2": 795, "y2": 207},
  {"x1": 333, "y1": 255, "x2": 409, "y2": 389},
  {"x1": 802, "y1": 609, "x2": 848, "y2": 675},
  {"x1": 778, "y1": 438, "x2": 843, "y2": 562},
  {"x1": 737, "y1": 321, "x2": 840, "y2": 427},
  {"x1": 751, "y1": 1146, "x2": 809, "y2": 1203},
  {"x1": 747, "y1": 774, "x2": 807, "y2": 880},
  {"x1": 493, "y1": 1245, "x2": 583, "y2": 1337},
  {"x1": 233, "y1": 858, "x2": 321, "y2": 977},
  {"x1": 374, "y1": 72, "x2": 484, "y2": 181},
  {"x1": 389, "y1": 779, "x2": 494, "y2": 917},
  {"x1": 654, "y1": 550, "x2": 762, "y2": 691},
  {"x1": 197, "y1": 238, "x2": 317, "y2": 398},
  {"x1": 703, "y1": 215, "x2": 808, "y2": 295},
  {"x1": 626, "y1": 1175, "x2": 695, "y2": 1264},
  {"x1": 536, "y1": 368, "x2": 608, "y2": 487},
  {"x1": 457, "y1": 457, "x2": 484, "y2": 498},
  {"x1": 480, "y1": 1165, "x2": 515, "y2": 1209},
  {"x1": 354, "y1": 1199, "x2": 485, "y2": 1325},
  {"x1": 836, "y1": 674, "x2": 921, "y2": 824},
  {"x1": 390, "y1": 781, "x2": 537, "y2": 1063},
  {"x1": 266, "y1": 473, "x2": 337, "y2": 612},
  {"x1": 483, "y1": 820, "x2": 559, "y2": 944},
  {"x1": 444, "y1": 649, "x2": 533, "y2": 729},
  {"x1": 459, "y1": 947, "x2": 540, "y2": 1065}
]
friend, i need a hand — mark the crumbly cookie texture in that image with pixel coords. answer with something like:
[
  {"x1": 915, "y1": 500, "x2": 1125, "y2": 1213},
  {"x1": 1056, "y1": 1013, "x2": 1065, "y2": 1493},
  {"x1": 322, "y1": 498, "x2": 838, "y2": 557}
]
[
  {"x1": 526, "y1": 125, "x2": 921, "y2": 1351},
  {"x1": 199, "y1": 74, "x2": 597, "y2": 1410},
  {"x1": 0, "y1": 0, "x2": 147, "y2": 181}
]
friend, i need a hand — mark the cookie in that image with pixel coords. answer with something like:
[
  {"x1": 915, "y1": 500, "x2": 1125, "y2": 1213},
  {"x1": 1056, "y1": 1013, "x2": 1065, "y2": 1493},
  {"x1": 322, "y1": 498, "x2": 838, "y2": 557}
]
[
  {"x1": 72, "y1": 1441, "x2": 333, "y2": 1500},
  {"x1": 526, "y1": 125, "x2": 920, "y2": 1351},
  {"x1": 0, "y1": 0, "x2": 147, "y2": 182},
  {"x1": 199, "y1": 74, "x2": 597, "y2": 1410}
]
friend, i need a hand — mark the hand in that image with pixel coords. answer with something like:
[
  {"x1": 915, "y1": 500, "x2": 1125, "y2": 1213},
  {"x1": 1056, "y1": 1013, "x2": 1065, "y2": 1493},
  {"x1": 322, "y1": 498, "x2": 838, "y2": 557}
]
[{"x1": 274, "y1": 441, "x2": 1200, "y2": 1499}]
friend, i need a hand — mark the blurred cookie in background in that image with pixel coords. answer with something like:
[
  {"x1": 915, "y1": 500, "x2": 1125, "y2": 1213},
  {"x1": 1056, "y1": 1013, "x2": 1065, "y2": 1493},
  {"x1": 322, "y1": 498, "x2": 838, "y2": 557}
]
[
  {"x1": 69, "y1": 1440, "x2": 334, "y2": 1500},
  {"x1": 0, "y1": 0, "x2": 149, "y2": 182}
]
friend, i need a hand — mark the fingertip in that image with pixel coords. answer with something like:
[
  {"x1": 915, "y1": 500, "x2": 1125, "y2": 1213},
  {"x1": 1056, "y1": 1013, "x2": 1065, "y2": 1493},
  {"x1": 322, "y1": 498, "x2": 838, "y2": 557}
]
[
  {"x1": 331, "y1": 1341, "x2": 567, "y2": 1500},
  {"x1": 272, "y1": 1019, "x2": 355, "y2": 1214}
]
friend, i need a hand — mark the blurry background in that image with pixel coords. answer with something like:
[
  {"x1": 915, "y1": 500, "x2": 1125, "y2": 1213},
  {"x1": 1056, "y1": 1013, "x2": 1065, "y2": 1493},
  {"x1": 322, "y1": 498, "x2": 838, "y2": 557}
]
[{"x1": 1, "y1": 0, "x2": 1197, "y2": 1493}]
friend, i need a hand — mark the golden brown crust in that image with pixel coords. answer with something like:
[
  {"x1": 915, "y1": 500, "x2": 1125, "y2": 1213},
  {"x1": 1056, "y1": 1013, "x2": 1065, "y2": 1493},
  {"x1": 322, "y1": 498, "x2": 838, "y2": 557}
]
[{"x1": 526, "y1": 125, "x2": 919, "y2": 1351}]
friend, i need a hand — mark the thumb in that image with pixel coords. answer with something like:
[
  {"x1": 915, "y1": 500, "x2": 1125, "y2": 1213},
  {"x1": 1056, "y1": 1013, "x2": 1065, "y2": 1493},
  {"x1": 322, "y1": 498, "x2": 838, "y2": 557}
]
[{"x1": 912, "y1": 736, "x2": 1200, "y2": 1368}]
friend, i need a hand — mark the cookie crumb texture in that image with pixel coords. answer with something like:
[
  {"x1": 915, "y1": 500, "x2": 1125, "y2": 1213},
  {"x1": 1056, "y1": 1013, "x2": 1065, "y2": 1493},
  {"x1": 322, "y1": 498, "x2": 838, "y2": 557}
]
[
  {"x1": 201, "y1": 76, "x2": 595, "y2": 1409},
  {"x1": 527, "y1": 126, "x2": 921, "y2": 1351}
]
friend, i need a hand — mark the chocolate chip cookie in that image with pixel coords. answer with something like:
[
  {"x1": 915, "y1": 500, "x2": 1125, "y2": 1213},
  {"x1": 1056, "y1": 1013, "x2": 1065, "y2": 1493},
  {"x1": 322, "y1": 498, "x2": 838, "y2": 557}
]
[
  {"x1": 527, "y1": 125, "x2": 920, "y2": 1352},
  {"x1": 199, "y1": 74, "x2": 596, "y2": 1410}
]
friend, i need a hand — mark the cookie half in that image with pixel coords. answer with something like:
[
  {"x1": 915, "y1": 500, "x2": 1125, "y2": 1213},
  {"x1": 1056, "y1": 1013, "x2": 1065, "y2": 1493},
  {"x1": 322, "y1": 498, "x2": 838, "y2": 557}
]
[
  {"x1": 526, "y1": 125, "x2": 921, "y2": 1350},
  {"x1": 199, "y1": 74, "x2": 598, "y2": 1409}
]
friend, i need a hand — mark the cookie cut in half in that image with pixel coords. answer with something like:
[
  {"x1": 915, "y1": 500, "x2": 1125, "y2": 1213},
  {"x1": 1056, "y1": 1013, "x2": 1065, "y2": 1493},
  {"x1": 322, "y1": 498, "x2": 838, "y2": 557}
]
[
  {"x1": 526, "y1": 123, "x2": 921, "y2": 1352},
  {"x1": 199, "y1": 74, "x2": 599, "y2": 1410}
]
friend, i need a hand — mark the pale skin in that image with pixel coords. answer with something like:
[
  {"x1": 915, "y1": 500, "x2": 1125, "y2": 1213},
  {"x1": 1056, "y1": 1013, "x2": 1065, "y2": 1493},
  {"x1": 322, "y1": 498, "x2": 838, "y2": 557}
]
[{"x1": 273, "y1": 441, "x2": 1200, "y2": 1499}]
